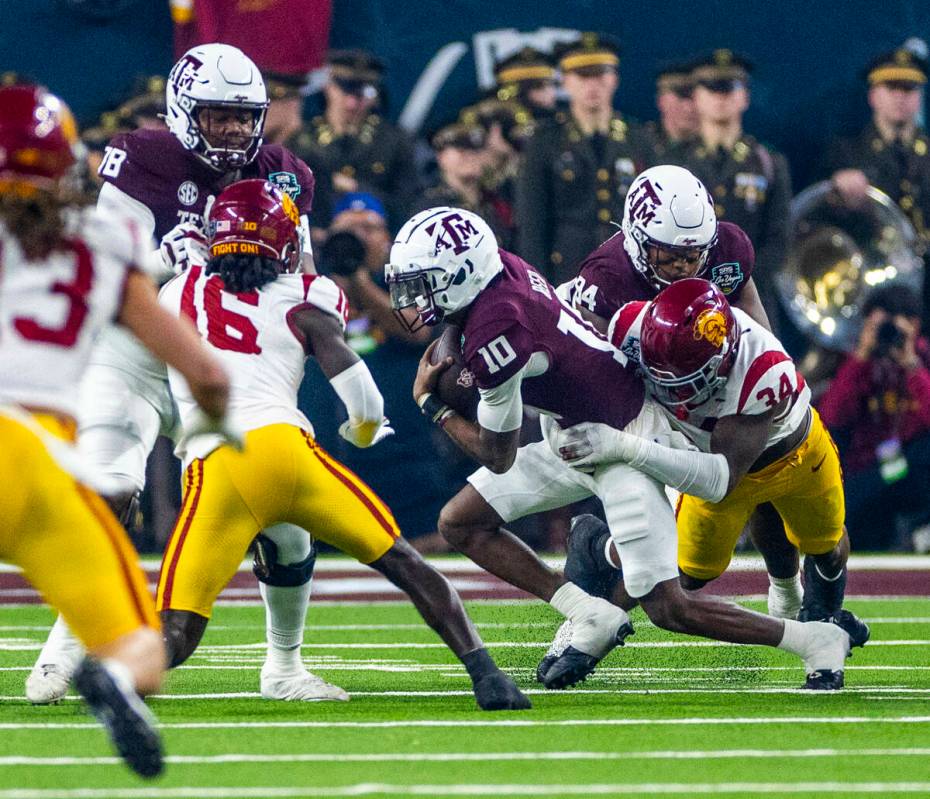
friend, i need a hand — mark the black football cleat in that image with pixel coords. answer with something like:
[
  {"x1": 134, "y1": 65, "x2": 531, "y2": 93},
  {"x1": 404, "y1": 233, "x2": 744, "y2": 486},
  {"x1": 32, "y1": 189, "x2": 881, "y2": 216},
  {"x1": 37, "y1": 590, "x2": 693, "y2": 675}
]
[
  {"x1": 564, "y1": 514, "x2": 620, "y2": 600},
  {"x1": 828, "y1": 608, "x2": 871, "y2": 650},
  {"x1": 542, "y1": 620, "x2": 634, "y2": 690},
  {"x1": 536, "y1": 619, "x2": 572, "y2": 684},
  {"x1": 804, "y1": 669, "x2": 845, "y2": 690},
  {"x1": 473, "y1": 671, "x2": 532, "y2": 711},
  {"x1": 72, "y1": 659, "x2": 164, "y2": 779}
]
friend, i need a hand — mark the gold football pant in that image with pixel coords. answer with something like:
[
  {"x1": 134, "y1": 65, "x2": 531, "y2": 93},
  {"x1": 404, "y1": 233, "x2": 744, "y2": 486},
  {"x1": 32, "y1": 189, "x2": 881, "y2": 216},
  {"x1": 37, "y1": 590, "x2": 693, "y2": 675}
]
[
  {"x1": 677, "y1": 409, "x2": 845, "y2": 581},
  {"x1": 0, "y1": 413, "x2": 158, "y2": 649},
  {"x1": 156, "y1": 424, "x2": 400, "y2": 618}
]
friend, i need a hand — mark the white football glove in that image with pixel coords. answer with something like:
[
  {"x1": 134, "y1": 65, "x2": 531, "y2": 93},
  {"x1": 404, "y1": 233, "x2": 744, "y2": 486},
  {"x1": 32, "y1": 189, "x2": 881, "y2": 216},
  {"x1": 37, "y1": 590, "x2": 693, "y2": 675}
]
[
  {"x1": 554, "y1": 422, "x2": 696, "y2": 471},
  {"x1": 339, "y1": 416, "x2": 395, "y2": 448},
  {"x1": 159, "y1": 221, "x2": 208, "y2": 276},
  {"x1": 185, "y1": 409, "x2": 245, "y2": 452}
]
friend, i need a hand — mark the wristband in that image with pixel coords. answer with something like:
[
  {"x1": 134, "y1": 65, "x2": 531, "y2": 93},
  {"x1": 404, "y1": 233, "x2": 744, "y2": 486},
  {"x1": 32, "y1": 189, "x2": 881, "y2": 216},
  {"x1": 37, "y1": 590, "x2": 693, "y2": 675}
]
[{"x1": 418, "y1": 393, "x2": 452, "y2": 424}]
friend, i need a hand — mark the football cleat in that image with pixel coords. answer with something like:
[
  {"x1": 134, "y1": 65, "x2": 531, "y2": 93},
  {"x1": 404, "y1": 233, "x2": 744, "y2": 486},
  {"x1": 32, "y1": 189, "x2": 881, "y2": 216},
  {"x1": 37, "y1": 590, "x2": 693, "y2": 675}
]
[
  {"x1": 828, "y1": 608, "x2": 871, "y2": 649},
  {"x1": 25, "y1": 663, "x2": 73, "y2": 705},
  {"x1": 473, "y1": 671, "x2": 532, "y2": 711},
  {"x1": 536, "y1": 619, "x2": 573, "y2": 684},
  {"x1": 72, "y1": 659, "x2": 163, "y2": 779},
  {"x1": 543, "y1": 599, "x2": 634, "y2": 690},
  {"x1": 260, "y1": 664, "x2": 349, "y2": 702},
  {"x1": 799, "y1": 611, "x2": 869, "y2": 691},
  {"x1": 564, "y1": 514, "x2": 620, "y2": 600},
  {"x1": 804, "y1": 669, "x2": 845, "y2": 690}
]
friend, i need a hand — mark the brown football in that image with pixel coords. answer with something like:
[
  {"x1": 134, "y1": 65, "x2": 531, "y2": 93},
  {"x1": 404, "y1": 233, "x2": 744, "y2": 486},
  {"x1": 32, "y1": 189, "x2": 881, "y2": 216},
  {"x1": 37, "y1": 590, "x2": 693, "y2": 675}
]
[{"x1": 429, "y1": 324, "x2": 479, "y2": 420}]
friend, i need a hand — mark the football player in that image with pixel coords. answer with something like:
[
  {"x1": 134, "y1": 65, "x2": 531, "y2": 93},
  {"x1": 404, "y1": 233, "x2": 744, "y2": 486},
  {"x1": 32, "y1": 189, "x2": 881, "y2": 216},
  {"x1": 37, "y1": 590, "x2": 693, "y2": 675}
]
[
  {"x1": 0, "y1": 84, "x2": 232, "y2": 776},
  {"x1": 544, "y1": 279, "x2": 868, "y2": 686},
  {"x1": 563, "y1": 164, "x2": 806, "y2": 620},
  {"x1": 155, "y1": 179, "x2": 529, "y2": 712},
  {"x1": 385, "y1": 206, "x2": 866, "y2": 690},
  {"x1": 26, "y1": 43, "x2": 341, "y2": 705}
]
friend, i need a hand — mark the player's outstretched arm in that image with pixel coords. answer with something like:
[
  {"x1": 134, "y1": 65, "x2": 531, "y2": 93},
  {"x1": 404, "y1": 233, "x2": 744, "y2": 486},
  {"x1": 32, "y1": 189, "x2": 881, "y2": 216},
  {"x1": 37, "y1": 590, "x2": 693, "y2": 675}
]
[
  {"x1": 292, "y1": 307, "x2": 391, "y2": 448},
  {"x1": 118, "y1": 271, "x2": 229, "y2": 420}
]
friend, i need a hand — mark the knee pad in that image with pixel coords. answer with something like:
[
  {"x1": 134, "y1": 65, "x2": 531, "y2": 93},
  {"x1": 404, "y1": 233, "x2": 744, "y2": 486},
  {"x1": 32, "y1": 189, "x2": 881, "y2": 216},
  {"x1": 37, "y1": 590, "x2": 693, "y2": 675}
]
[{"x1": 251, "y1": 534, "x2": 317, "y2": 587}]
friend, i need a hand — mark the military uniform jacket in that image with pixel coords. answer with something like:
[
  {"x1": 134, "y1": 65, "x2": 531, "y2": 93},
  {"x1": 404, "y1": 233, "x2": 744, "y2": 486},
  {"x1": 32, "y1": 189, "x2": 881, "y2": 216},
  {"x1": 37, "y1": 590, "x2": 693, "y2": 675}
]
[
  {"x1": 515, "y1": 111, "x2": 654, "y2": 286},
  {"x1": 289, "y1": 113, "x2": 417, "y2": 230},
  {"x1": 827, "y1": 123, "x2": 930, "y2": 244},
  {"x1": 675, "y1": 134, "x2": 791, "y2": 309},
  {"x1": 643, "y1": 120, "x2": 693, "y2": 163}
]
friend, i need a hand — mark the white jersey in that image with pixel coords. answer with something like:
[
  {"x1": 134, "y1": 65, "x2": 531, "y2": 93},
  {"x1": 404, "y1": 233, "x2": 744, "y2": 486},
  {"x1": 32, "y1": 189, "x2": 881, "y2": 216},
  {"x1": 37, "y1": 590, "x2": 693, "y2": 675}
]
[
  {"x1": 0, "y1": 208, "x2": 142, "y2": 419},
  {"x1": 159, "y1": 267, "x2": 348, "y2": 464},
  {"x1": 609, "y1": 302, "x2": 811, "y2": 452}
]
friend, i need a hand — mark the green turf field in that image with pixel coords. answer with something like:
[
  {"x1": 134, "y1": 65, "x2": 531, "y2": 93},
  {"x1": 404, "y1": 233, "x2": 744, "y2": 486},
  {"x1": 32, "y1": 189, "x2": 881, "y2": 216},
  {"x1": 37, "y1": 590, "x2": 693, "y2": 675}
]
[{"x1": 0, "y1": 596, "x2": 928, "y2": 798}]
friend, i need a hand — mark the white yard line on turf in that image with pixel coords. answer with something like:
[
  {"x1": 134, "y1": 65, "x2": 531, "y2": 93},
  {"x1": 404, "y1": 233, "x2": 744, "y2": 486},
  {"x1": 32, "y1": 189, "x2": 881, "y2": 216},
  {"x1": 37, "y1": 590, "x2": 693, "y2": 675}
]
[
  {"x1": 7, "y1": 639, "x2": 925, "y2": 653},
  {"x1": 3, "y1": 687, "x2": 930, "y2": 702},
  {"x1": 2, "y1": 748, "x2": 930, "y2": 767},
  {"x1": 2, "y1": 782, "x2": 930, "y2": 797},
  {"x1": 2, "y1": 716, "x2": 930, "y2": 730}
]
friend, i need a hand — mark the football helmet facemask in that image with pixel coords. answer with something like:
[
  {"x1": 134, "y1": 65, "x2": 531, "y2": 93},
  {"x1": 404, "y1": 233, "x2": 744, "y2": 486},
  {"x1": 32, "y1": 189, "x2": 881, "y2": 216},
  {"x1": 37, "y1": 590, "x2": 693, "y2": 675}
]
[
  {"x1": 622, "y1": 164, "x2": 718, "y2": 290},
  {"x1": 165, "y1": 43, "x2": 269, "y2": 172},
  {"x1": 384, "y1": 207, "x2": 503, "y2": 332}
]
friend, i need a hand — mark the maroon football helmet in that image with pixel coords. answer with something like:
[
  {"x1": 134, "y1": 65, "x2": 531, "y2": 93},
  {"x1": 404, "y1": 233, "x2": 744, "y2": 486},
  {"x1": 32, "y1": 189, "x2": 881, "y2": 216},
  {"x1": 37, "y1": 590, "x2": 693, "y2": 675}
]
[
  {"x1": 0, "y1": 84, "x2": 80, "y2": 189},
  {"x1": 639, "y1": 277, "x2": 739, "y2": 407},
  {"x1": 207, "y1": 179, "x2": 301, "y2": 273}
]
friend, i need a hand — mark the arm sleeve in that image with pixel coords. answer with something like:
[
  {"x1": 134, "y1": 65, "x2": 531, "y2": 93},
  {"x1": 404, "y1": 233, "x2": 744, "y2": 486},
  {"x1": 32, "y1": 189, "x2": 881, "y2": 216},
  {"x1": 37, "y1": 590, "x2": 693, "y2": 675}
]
[
  {"x1": 624, "y1": 434, "x2": 730, "y2": 502},
  {"x1": 477, "y1": 365, "x2": 526, "y2": 433},
  {"x1": 329, "y1": 360, "x2": 385, "y2": 447}
]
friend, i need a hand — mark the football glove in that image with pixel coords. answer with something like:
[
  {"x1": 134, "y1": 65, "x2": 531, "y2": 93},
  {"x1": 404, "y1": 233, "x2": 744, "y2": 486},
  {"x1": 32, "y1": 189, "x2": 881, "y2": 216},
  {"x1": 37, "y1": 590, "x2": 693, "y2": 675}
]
[
  {"x1": 158, "y1": 221, "x2": 208, "y2": 276},
  {"x1": 338, "y1": 416, "x2": 395, "y2": 448},
  {"x1": 554, "y1": 422, "x2": 695, "y2": 471},
  {"x1": 185, "y1": 408, "x2": 245, "y2": 451}
]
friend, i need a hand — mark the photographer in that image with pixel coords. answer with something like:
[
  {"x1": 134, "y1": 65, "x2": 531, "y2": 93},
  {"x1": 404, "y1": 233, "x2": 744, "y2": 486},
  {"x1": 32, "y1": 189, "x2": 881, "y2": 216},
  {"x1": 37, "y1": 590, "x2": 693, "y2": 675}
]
[{"x1": 819, "y1": 285, "x2": 930, "y2": 549}]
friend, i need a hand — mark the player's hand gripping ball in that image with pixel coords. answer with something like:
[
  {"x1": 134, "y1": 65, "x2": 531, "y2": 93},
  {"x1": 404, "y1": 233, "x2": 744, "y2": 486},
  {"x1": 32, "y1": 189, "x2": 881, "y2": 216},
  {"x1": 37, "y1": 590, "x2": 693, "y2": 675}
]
[{"x1": 424, "y1": 325, "x2": 479, "y2": 420}]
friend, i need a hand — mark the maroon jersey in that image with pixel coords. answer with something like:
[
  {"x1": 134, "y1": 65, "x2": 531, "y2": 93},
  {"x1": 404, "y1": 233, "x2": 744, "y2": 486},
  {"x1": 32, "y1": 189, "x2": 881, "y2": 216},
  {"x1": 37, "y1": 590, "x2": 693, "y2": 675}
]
[
  {"x1": 98, "y1": 129, "x2": 315, "y2": 242},
  {"x1": 462, "y1": 250, "x2": 645, "y2": 430},
  {"x1": 569, "y1": 221, "x2": 755, "y2": 320}
]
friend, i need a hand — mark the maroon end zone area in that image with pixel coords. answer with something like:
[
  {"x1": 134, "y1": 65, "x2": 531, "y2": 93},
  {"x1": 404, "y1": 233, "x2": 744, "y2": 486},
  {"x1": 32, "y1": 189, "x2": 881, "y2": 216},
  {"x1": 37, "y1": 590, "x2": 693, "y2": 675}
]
[{"x1": 0, "y1": 565, "x2": 926, "y2": 604}]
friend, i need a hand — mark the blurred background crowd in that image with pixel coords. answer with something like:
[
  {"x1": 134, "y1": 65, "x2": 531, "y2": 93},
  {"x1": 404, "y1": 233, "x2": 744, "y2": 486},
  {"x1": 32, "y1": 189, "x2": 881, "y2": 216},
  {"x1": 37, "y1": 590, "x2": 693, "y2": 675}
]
[{"x1": 5, "y1": 0, "x2": 930, "y2": 555}]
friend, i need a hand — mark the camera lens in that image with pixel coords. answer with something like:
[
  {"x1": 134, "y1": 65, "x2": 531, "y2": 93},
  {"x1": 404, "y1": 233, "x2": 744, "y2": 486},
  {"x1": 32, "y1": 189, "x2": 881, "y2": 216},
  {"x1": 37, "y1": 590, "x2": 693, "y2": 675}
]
[{"x1": 875, "y1": 320, "x2": 905, "y2": 357}]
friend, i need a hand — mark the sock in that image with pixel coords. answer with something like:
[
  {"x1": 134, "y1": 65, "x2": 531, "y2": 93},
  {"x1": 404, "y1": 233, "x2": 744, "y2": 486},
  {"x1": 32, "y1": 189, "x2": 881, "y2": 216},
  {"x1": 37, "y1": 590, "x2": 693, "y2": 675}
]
[
  {"x1": 461, "y1": 648, "x2": 498, "y2": 683},
  {"x1": 35, "y1": 615, "x2": 84, "y2": 667},
  {"x1": 776, "y1": 619, "x2": 812, "y2": 657},
  {"x1": 767, "y1": 573, "x2": 803, "y2": 619},
  {"x1": 261, "y1": 580, "x2": 311, "y2": 674},
  {"x1": 549, "y1": 582, "x2": 591, "y2": 620}
]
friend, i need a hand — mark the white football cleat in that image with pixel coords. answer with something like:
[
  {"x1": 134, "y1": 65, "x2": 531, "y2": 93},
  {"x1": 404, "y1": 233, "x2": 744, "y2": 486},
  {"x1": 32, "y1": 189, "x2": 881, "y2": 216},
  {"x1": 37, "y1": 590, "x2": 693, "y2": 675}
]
[
  {"x1": 260, "y1": 664, "x2": 349, "y2": 702},
  {"x1": 26, "y1": 663, "x2": 74, "y2": 705},
  {"x1": 26, "y1": 617, "x2": 85, "y2": 704}
]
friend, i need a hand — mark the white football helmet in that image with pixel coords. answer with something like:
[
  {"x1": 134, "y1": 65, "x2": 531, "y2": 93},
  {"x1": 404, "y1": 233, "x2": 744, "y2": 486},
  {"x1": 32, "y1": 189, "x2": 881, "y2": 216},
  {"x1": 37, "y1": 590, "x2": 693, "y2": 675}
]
[
  {"x1": 385, "y1": 207, "x2": 503, "y2": 331},
  {"x1": 622, "y1": 164, "x2": 718, "y2": 290},
  {"x1": 165, "y1": 43, "x2": 269, "y2": 172}
]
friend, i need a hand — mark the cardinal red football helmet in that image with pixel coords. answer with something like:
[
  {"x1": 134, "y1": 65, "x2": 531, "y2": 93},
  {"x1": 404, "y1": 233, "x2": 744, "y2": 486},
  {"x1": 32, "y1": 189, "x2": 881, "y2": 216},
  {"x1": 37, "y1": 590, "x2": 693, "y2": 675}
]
[
  {"x1": 207, "y1": 178, "x2": 301, "y2": 273},
  {"x1": 0, "y1": 84, "x2": 80, "y2": 189},
  {"x1": 639, "y1": 277, "x2": 739, "y2": 406}
]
